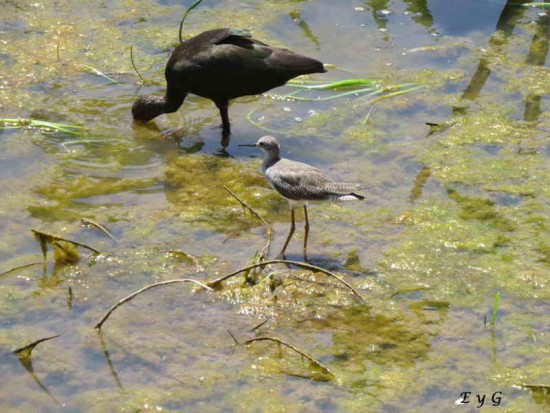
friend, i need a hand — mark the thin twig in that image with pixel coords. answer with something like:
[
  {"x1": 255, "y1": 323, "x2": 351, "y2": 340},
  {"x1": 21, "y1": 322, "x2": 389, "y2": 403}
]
[
  {"x1": 227, "y1": 330, "x2": 240, "y2": 345},
  {"x1": 82, "y1": 218, "x2": 118, "y2": 243},
  {"x1": 95, "y1": 278, "x2": 212, "y2": 329},
  {"x1": 0, "y1": 262, "x2": 42, "y2": 278},
  {"x1": 31, "y1": 229, "x2": 101, "y2": 255},
  {"x1": 249, "y1": 318, "x2": 270, "y2": 332},
  {"x1": 130, "y1": 45, "x2": 144, "y2": 83},
  {"x1": 244, "y1": 336, "x2": 339, "y2": 382},
  {"x1": 178, "y1": 0, "x2": 203, "y2": 43},
  {"x1": 224, "y1": 186, "x2": 272, "y2": 261},
  {"x1": 207, "y1": 259, "x2": 366, "y2": 304},
  {"x1": 96, "y1": 330, "x2": 125, "y2": 390},
  {"x1": 67, "y1": 287, "x2": 73, "y2": 309},
  {"x1": 13, "y1": 335, "x2": 61, "y2": 357},
  {"x1": 362, "y1": 103, "x2": 377, "y2": 125}
]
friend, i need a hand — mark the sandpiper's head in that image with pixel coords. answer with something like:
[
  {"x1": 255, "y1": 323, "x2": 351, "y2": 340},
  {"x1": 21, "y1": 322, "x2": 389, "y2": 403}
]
[
  {"x1": 239, "y1": 136, "x2": 280, "y2": 157},
  {"x1": 255, "y1": 135, "x2": 280, "y2": 153}
]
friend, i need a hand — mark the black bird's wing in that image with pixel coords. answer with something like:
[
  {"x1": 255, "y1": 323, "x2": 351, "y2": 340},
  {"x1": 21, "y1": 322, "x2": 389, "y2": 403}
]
[
  {"x1": 167, "y1": 28, "x2": 324, "y2": 98},
  {"x1": 170, "y1": 28, "x2": 271, "y2": 72}
]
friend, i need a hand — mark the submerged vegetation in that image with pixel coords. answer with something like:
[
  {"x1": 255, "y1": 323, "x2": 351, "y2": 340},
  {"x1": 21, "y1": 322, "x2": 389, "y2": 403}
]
[
  {"x1": 0, "y1": 0, "x2": 548, "y2": 412},
  {"x1": 0, "y1": 118, "x2": 84, "y2": 135}
]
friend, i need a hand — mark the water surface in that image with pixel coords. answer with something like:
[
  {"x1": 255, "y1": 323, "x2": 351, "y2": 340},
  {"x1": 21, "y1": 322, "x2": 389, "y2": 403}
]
[{"x1": 0, "y1": 0, "x2": 549, "y2": 411}]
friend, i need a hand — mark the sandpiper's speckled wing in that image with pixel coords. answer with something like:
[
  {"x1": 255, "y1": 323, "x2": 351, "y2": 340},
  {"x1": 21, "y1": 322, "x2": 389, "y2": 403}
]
[{"x1": 266, "y1": 159, "x2": 364, "y2": 201}]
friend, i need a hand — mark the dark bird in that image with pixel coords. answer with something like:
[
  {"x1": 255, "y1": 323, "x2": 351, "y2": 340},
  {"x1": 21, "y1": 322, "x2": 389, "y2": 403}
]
[
  {"x1": 132, "y1": 28, "x2": 326, "y2": 147},
  {"x1": 240, "y1": 136, "x2": 364, "y2": 259}
]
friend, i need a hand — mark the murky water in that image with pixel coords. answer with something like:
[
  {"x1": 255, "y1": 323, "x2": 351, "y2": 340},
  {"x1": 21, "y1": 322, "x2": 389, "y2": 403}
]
[{"x1": 0, "y1": 0, "x2": 549, "y2": 411}]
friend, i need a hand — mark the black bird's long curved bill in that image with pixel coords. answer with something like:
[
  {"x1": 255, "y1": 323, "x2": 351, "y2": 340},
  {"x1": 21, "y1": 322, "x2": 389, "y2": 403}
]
[{"x1": 238, "y1": 144, "x2": 257, "y2": 147}]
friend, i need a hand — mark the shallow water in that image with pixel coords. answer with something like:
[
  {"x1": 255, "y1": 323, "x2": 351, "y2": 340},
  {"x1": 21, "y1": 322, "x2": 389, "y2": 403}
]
[{"x1": 0, "y1": 0, "x2": 549, "y2": 411}]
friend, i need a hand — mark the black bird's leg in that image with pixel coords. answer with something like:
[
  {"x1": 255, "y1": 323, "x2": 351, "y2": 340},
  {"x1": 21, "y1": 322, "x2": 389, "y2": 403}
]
[
  {"x1": 303, "y1": 205, "x2": 310, "y2": 261},
  {"x1": 216, "y1": 100, "x2": 231, "y2": 150},
  {"x1": 281, "y1": 207, "x2": 296, "y2": 258},
  {"x1": 215, "y1": 101, "x2": 231, "y2": 133}
]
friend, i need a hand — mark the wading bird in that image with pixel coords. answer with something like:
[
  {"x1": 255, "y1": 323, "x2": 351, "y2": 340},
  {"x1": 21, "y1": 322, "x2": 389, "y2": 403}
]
[
  {"x1": 240, "y1": 136, "x2": 364, "y2": 259},
  {"x1": 132, "y1": 28, "x2": 325, "y2": 148}
]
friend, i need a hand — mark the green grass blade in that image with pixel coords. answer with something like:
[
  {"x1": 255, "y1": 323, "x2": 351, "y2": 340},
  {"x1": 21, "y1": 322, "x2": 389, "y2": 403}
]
[
  {"x1": 0, "y1": 118, "x2": 84, "y2": 135},
  {"x1": 367, "y1": 84, "x2": 424, "y2": 103},
  {"x1": 82, "y1": 65, "x2": 118, "y2": 83},
  {"x1": 490, "y1": 292, "x2": 501, "y2": 327},
  {"x1": 281, "y1": 86, "x2": 379, "y2": 101},
  {"x1": 178, "y1": 0, "x2": 204, "y2": 43},
  {"x1": 514, "y1": 2, "x2": 550, "y2": 7},
  {"x1": 286, "y1": 78, "x2": 378, "y2": 90},
  {"x1": 130, "y1": 45, "x2": 145, "y2": 83}
]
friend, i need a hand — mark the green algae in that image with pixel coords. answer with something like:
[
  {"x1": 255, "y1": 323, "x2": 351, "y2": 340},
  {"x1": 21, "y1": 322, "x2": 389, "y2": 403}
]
[{"x1": 0, "y1": 0, "x2": 549, "y2": 412}]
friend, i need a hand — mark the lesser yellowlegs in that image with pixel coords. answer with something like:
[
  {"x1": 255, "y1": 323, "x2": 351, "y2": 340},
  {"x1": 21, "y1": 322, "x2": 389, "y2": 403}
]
[{"x1": 240, "y1": 136, "x2": 364, "y2": 259}]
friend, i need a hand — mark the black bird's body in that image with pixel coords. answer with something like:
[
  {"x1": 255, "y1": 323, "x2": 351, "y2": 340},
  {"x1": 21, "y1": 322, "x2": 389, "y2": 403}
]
[{"x1": 132, "y1": 28, "x2": 326, "y2": 143}]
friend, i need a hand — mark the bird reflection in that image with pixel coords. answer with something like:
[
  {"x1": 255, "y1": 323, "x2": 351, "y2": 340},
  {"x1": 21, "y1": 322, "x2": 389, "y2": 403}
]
[{"x1": 456, "y1": 0, "x2": 549, "y2": 123}]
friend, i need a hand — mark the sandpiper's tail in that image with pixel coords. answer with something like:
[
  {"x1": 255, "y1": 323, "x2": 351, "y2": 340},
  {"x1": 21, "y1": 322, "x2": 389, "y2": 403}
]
[
  {"x1": 333, "y1": 192, "x2": 364, "y2": 201},
  {"x1": 325, "y1": 183, "x2": 365, "y2": 201}
]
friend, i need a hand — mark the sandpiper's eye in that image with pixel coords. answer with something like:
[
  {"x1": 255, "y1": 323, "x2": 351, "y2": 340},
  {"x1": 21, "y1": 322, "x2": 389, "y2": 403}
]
[{"x1": 258, "y1": 142, "x2": 264, "y2": 146}]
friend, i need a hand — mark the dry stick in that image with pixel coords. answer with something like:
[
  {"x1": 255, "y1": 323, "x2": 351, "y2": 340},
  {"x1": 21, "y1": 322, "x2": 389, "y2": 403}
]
[
  {"x1": 96, "y1": 330, "x2": 125, "y2": 390},
  {"x1": 0, "y1": 262, "x2": 43, "y2": 278},
  {"x1": 227, "y1": 330, "x2": 240, "y2": 345},
  {"x1": 223, "y1": 186, "x2": 272, "y2": 260},
  {"x1": 13, "y1": 335, "x2": 61, "y2": 357},
  {"x1": 31, "y1": 229, "x2": 101, "y2": 255},
  {"x1": 81, "y1": 218, "x2": 118, "y2": 243},
  {"x1": 249, "y1": 317, "x2": 270, "y2": 332},
  {"x1": 244, "y1": 336, "x2": 338, "y2": 382},
  {"x1": 95, "y1": 279, "x2": 212, "y2": 329},
  {"x1": 207, "y1": 260, "x2": 366, "y2": 304}
]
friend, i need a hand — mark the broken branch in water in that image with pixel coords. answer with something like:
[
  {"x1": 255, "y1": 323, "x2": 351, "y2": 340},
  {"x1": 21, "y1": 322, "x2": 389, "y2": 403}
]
[
  {"x1": 95, "y1": 278, "x2": 212, "y2": 329},
  {"x1": 13, "y1": 335, "x2": 61, "y2": 359},
  {"x1": 31, "y1": 229, "x2": 100, "y2": 259},
  {"x1": 223, "y1": 185, "x2": 272, "y2": 261},
  {"x1": 207, "y1": 259, "x2": 366, "y2": 304},
  {"x1": 81, "y1": 218, "x2": 118, "y2": 243},
  {"x1": 0, "y1": 262, "x2": 43, "y2": 278},
  {"x1": 249, "y1": 318, "x2": 270, "y2": 332},
  {"x1": 244, "y1": 336, "x2": 339, "y2": 383},
  {"x1": 227, "y1": 330, "x2": 240, "y2": 345}
]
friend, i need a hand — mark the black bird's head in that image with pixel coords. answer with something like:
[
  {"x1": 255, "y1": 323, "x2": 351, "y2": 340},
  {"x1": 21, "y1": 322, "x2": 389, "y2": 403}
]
[{"x1": 132, "y1": 95, "x2": 168, "y2": 122}]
